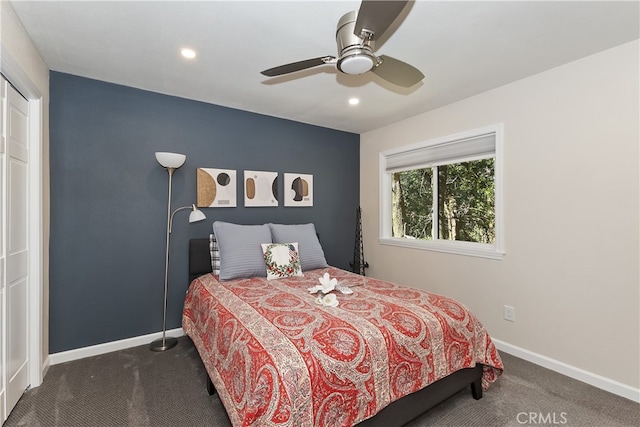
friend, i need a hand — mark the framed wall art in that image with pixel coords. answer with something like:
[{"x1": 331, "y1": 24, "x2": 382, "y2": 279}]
[
  {"x1": 197, "y1": 167, "x2": 237, "y2": 207},
  {"x1": 244, "y1": 170, "x2": 278, "y2": 207},
  {"x1": 284, "y1": 173, "x2": 313, "y2": 207}
]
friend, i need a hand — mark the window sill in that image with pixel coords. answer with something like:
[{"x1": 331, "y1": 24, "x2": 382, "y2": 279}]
[{"x1": 379, "y1": 237, "x2": 505, "y2": 260}]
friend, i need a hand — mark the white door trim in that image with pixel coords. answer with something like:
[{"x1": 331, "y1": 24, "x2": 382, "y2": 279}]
[{"x1": 1, "y1": 44, "x2": 44, "y2": 389}]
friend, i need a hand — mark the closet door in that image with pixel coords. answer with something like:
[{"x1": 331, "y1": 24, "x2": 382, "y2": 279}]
[
  {"x1": 3, "y1": 77, "x2": 30, "y2": 419},
  {"x1": 0, "y1": 76, "x2": 6, "y2": 422}
]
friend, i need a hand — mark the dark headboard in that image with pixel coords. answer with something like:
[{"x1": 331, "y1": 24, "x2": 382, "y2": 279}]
[{"x1": 189, "y1": 238, "x2": 212, "y2": 283}]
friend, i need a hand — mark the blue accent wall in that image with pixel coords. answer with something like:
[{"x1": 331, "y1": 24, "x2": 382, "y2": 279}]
[{"x1": 49, "y1": 72, "x2": 360, "y2": 353}]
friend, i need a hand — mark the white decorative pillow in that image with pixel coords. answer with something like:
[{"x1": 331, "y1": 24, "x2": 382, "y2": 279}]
[{"x1": 261, "y1": 242, "x2": 304, "y2": 280}]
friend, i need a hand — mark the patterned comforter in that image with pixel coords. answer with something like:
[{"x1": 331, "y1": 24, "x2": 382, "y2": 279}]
[{"x1": 182, "y1": 267, "x2": 503, "y2": 427}]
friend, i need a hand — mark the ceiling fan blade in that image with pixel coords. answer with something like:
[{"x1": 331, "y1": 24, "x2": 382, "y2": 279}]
[
  {"x1": 371, "y1": 55, "x2": 424, "y2": 88},
  {"x1": 260, "y1": 56, "x2": 335, "y2": 77},
  {"x1": 354, "y1": 0, "x2": 409, "y2": 40}
]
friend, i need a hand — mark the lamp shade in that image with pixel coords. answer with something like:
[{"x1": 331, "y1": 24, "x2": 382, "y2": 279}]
[
  {"x1": 189, "y1": 205, "x2": 206, "y2": 223},
  {"x1": 155, "y1": 152, "x2": 186, "y2": 169}
]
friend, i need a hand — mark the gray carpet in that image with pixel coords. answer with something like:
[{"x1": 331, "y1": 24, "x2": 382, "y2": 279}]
[{"x1": 5, "y1": 337, "x2": 638, "y2": 426}]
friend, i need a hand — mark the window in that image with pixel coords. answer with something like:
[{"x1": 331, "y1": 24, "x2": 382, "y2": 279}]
[{"x1": 379, "y1": 124, "x2": 504, "y2": 259}]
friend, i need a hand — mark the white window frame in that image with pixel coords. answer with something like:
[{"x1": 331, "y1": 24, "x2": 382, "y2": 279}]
[{"x1": 379, "y1": 124, "x2": 504, "y2": 260}]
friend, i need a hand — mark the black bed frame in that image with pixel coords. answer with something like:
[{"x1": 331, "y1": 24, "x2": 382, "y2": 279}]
[{"x1": 188, "y1": 238, "x2": 483, "y2": 427}]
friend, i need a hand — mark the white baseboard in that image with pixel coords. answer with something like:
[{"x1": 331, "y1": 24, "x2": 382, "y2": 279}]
[
  {"x1": 493, "y1": 338, "x2": 640, "y2": 403},
  {"x1": 41, "y1": 355, "x2": 51, "y2": 382},
  {"x1": 49, "y1": 328, "x2": 184, "y2": 366}
]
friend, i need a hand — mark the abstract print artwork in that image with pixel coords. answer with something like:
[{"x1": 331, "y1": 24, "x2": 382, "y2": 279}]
[
  {"x1": 244, "y1": 170, "x2": 278, "y2": 207},
  {"x1": 197, "y1": 168, "x2": 237, "y2": 207},
  {"x1": 284, "y1": 173, "x2": 313, "y2": 207}
]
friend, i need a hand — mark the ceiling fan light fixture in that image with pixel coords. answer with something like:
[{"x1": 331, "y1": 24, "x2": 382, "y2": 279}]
[
  {"x1": 338, "y1": 49, "x2": 375, "y2": 75},
  {"x1": 259, "y1": 1, "x2": 422, "y2": 86}
]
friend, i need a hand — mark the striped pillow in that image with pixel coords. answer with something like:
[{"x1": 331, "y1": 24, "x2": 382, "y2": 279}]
[
  {"x1": 212, "y1": 221, "x2": 272, "y2": 280},
  {"x1": 209, "y1": 233, "x2": 220, "y2": 276},
  {"x1": 268, "y1": 223, "x2": 328, "y2": 271}
]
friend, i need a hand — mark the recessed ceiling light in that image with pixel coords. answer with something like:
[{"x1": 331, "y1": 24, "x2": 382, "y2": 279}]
[
  {"x1": 181, "y1": 48, "x2": 197, "y2": 59},
  {"x1": 348, "y1": 97, "x2": 360, "y2": 106}
]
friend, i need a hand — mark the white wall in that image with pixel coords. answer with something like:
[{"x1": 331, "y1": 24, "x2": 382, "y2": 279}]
[
  {"x1": 1, "y1": 0, "x2": 50, "y2": 367},
  {"x1": 360, "y1": 40, "x2": 639, "y2": 392}
]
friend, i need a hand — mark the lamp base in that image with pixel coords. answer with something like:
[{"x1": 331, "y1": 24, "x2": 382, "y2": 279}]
[{"x1": 150, "y1": 336, "x2": 178, "y2": 352}]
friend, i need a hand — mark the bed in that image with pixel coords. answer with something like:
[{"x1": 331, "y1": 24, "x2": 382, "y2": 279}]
[{"x1": 182, "y1": 224, "x2": 503, "y2": 427}]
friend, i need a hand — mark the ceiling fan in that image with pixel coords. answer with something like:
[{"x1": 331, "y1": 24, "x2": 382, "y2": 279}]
[{"x1": 260, "y1": 0, "x2": 424, "y2": 88}]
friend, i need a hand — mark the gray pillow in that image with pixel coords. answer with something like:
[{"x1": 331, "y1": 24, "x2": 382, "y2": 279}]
[
  {"x1": 213, "y1": 221, "x2": 272, "y2": 280},
  {"x1": 268, "y1": 223, "x2": 328, "y2": 271},
  {"x1": 209, "y1": 233, "x2": 220, "y2": 276}
]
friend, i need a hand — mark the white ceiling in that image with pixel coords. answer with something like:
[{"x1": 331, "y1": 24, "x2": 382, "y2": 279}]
[{"x1": 8, "y1": 0, "x2": 640, "y2": 134}]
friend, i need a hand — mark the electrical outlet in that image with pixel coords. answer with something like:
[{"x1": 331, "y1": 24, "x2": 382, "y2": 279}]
[{"x1": 503, "y1": 305, "x2": 515, "y2": 322}]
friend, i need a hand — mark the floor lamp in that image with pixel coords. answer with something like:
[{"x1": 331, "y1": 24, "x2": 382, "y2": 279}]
[{"x1": 151, "y1": 152, "x2": 206, "y2": 352}]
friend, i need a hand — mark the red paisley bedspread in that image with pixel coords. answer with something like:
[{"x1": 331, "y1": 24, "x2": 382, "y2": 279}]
[{"x1": 182, "y1": 267, "x2": 503, "y2": 427}]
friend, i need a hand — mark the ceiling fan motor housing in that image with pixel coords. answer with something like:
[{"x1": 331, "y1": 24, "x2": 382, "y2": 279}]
[{"x1": 336, "y1": 10, "x2": 376, "y2": 75}]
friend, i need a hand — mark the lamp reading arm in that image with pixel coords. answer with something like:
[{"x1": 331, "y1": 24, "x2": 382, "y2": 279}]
[{"x1": 169, "y1": 204, "x2": 206, "y2": 233}]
